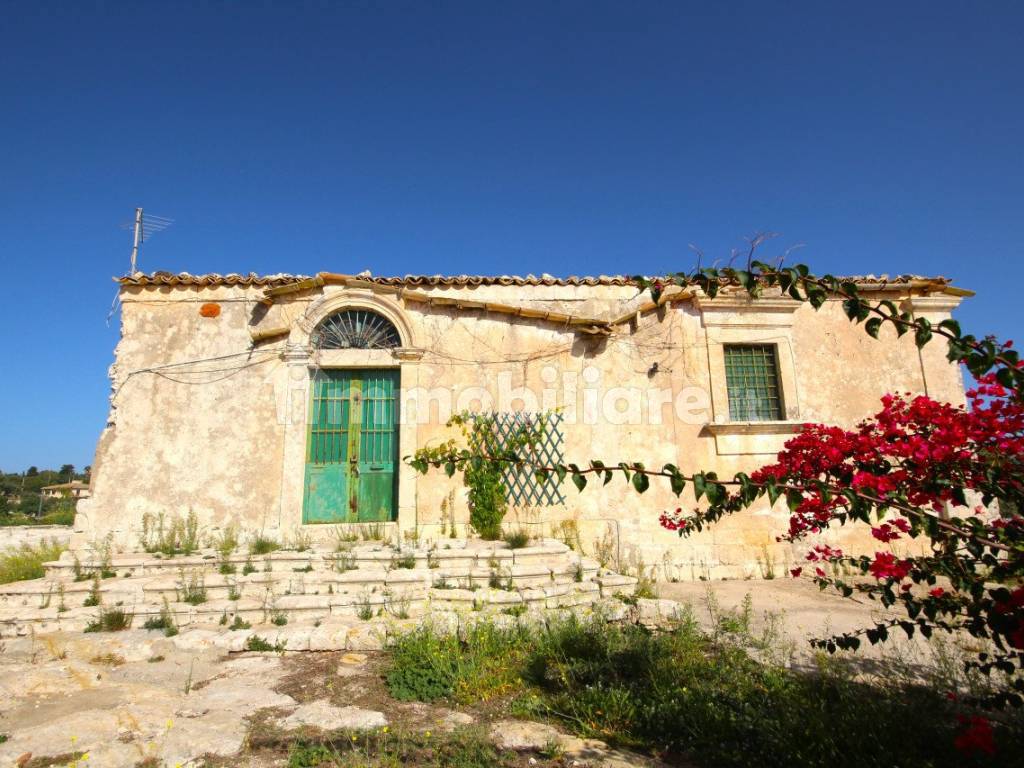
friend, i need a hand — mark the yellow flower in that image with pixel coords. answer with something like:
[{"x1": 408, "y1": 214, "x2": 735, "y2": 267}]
[{"x1": 166, "y1": 719, "x2": 174, "y2": 730}]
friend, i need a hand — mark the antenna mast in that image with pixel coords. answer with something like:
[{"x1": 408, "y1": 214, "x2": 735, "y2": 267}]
[
  {"x1": 124, "y1": 208, "x2": 173, "y2": 275},
  {"x1": 129, "y1": 207, "x2": 143, "y2": 274}
]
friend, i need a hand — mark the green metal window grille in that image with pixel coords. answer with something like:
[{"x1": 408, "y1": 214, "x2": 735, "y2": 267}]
[
  {"x1": 308, "y1": 371, "x2": 352, "y2": 463},
  {"x1": 724, "y1": 344, "x2": 784, "y2": 421},
  {"x1": 484, "y1": 412, "x2": 565, "y2": 506}
]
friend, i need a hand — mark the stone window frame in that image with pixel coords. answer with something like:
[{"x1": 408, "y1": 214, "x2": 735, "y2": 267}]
[{"x1": 695, "y1": 294, "x2": 803, "y2": 456}]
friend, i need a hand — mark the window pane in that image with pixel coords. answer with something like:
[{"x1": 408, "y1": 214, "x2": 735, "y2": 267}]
[{"x1": 723, "y1": 345, "x2": 783, "y2": 421}]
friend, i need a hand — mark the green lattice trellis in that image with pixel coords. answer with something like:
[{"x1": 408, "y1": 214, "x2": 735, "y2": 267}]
[{"x1": 482, "y1": 412, "x2": 565, "y2": 506}]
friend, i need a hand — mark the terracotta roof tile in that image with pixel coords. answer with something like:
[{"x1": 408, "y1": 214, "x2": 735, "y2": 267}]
[{"x1": 118, "y1": 271, "x2": 955, "y2": 289}]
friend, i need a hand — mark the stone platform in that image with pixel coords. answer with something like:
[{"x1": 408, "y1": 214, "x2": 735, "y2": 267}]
[{"x1": 0, "y1": 538, "x2": 642, "y2": 649}]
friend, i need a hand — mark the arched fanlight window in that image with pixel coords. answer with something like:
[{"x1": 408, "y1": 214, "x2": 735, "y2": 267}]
[{"x1": 312, "y1": 309, "x2": 402, "y2": 350}]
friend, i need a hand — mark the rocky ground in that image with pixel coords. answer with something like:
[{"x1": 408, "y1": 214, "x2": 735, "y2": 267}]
[
  {"x1": 0, "y1": 623, "x2": 669, "y2": 768},
  {"x1": 0, "y1": 579, "x2": 932, "y2": 768}
]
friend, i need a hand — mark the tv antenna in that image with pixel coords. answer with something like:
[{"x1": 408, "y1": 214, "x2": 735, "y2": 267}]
[{"x1": 122, "y1": 207, "x2": 174, "y2": 274}]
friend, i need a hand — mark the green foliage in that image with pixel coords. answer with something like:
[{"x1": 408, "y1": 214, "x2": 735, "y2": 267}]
[
  {"x1": 391, "y1": 551, "x2": 417, "y2": 569},
  {"x1": 502, "y1": 529, "x2": 530, "y2": 549},
  {"x1": 387, "y1": 622, "x2": 528, "y2": 704},
  {"x1": 142, "y1": 597, "x2": 177, "y2": 636},
  {"x1": 386, "y1": 617, "x2": 1021, "y2": 767},
  {"x1": 176, "y1": 570, "x2": 207, "y2": 604},
  {"x1": 139, "y1": 511, "x2": 201, "y2": 556},
  {"x1": 230, "y1": 615, "x2": 251, "y2": 630},
  {"x1": 245, "y1": 634, "x2": 284, "y2": 652},
  {"x1": 84, "y1": 606, "x2": 133, "y2": 632},
  {"x1": 249, "y1": 533, "x2": 280, "y2": 555},
  {"x1": 0, "y1": 539, "x2": 65, "y2": 583}
]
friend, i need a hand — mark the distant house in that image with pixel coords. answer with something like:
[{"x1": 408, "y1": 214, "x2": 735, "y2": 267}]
[{"x1": 41, "y1": 481, "x2": 91, "y2": 500}]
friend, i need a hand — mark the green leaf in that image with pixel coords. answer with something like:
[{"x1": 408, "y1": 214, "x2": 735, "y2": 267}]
[
  {"x1": 670, "y1": 472, "x2": 686, "y2": 497},
  {"x1": 915, "y1": 318, "x2": 933, "y2": 349},
  {"x1": 865, "y1": 317, "x2": 883, "y2": 339},
  {"x1": 571, "y1": 473, "x2": 588, "y2": 493},
  {"x1": 632, "y1": 472, "x2": 650, "y2": 494},
  {"x1": 692, "y1": 473, "x2": 706, "y2": 501}
]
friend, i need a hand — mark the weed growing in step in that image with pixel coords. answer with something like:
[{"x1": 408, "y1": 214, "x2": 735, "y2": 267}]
[
  {"x1": 83, "y1": 574, "x2": 101, "y2": 606},
  {"x1": 359, "y1": 522, "x2": 386, "y2": 541},
  {"x1": 0, "y1": 539, "x2": 66, "y2": 584},
  {"x1": 84, "y1": 606, "x2": 133, "y2": 632},
  {"x1": 227, "y1": 581, "x2": 241, "y2": 601},
  {"x1": 272, "y1": 611, "x2": 288, "y2": 626},
  {"x1": 245, "y1": 635, "x2": 284, "y2": 652},
  {"x1": 139, "y1": 510, "x2": 201, "y2": 556},
  {"x1": 391, "y1": 552, "x2": 417, "y2": 570},
  {"x1": 230, "y1": 615, "x2": 251, "y2": 630},
  {"x1": 288, "y1": 528, "x2": 314, "y2": 552},
  {"x1": 292, "y1": 564, "x2": 314, "y2": 573},
  {"x1": 356, "y1": 594, "x2": 374, "y2": 621},
  {"x1": 433, "y1": 575, "x2": 453, "y2": 590},
  {"x1": 334, "y1": 552, "x2": 356, "y2": 572},
  {"x1": 211, "y1": 522, "x2": 240, "y2": 557},
  {"x1": 502, "y1": 529, "x2": 530, "y2": 549},
  {"x1": 249, "y1": 534, "x2": 280, "y2": 556},
  {"x1": 241, "y1": 557, "x2": 256, "y2": 575},
  {"x1": 176, "y1": 569, "x2": 207, "y2": 605},
  {"x1": 333, "y1": 527, "x2": 360, "y2": 548},
  {"x1": 142, "y1": 597, "x2": 178, "y2": 637}
]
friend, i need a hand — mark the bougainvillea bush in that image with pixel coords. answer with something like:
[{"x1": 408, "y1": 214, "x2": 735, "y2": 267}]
[{"x1": 409, "y1": 246, "x2": 1023, "y2": 755}]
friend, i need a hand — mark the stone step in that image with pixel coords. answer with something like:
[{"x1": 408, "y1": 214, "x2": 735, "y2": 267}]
[
  {"x1": 42, "y1": 539, "x2": 575, "y2": 580},
  {"x1": 0, "y1": 579, "x2": 608, "y2": 637}
]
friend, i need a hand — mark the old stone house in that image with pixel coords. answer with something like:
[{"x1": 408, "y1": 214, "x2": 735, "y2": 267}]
[{"x1": 73, "y1": 271, "x2": 970, "y2": 579}]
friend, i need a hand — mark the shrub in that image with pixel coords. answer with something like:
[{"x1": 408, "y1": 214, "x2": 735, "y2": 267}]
[{"x1": 0, "y1": 539, "x2": 66, "y2": 583}]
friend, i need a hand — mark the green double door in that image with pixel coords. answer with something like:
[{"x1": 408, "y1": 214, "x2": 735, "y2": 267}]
[{"x1": 303, "y1": 369, "x2": 399, "y2": 523}]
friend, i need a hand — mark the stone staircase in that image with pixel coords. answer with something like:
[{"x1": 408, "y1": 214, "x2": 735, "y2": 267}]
[{"x1": 0, "y1": 539, "x2": 641, "y2": 650}]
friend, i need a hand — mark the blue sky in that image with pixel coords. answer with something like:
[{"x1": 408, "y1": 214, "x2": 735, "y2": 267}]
[{"x1": 1, "y1": 1, "x2": 1022, "y2": 470}]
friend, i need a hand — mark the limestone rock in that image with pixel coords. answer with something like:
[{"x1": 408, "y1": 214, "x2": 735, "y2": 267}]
[
  {"x1": 279, "y1": 700, "x2": 387, "y2": 731},
  {"x1": 490, "y1": 719, "x2": 562, "y2": 751}
]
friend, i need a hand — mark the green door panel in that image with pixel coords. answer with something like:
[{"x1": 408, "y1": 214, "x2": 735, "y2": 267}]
[{"x1": 303, "y1": 369, "x2": 398, "y2": 524}]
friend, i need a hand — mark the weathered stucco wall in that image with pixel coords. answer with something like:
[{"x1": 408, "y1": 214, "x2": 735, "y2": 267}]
[{"x1": 75, "y1": 276, "x2": 967, "y2": 580}]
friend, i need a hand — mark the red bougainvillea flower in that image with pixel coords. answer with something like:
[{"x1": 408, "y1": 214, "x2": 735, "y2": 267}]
[
  {"x1": 868, "y1": 552, "x2": 912, "y2": 581},
  {"x1": 790, "y1": 567, "x2": 802, "y2": 578},
  {"x1": 929, "y1": 587, "x2": 945, "y2": 598},
  {"x1": 954, "y1": 715, "x2": 995, "y2": 756}
]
